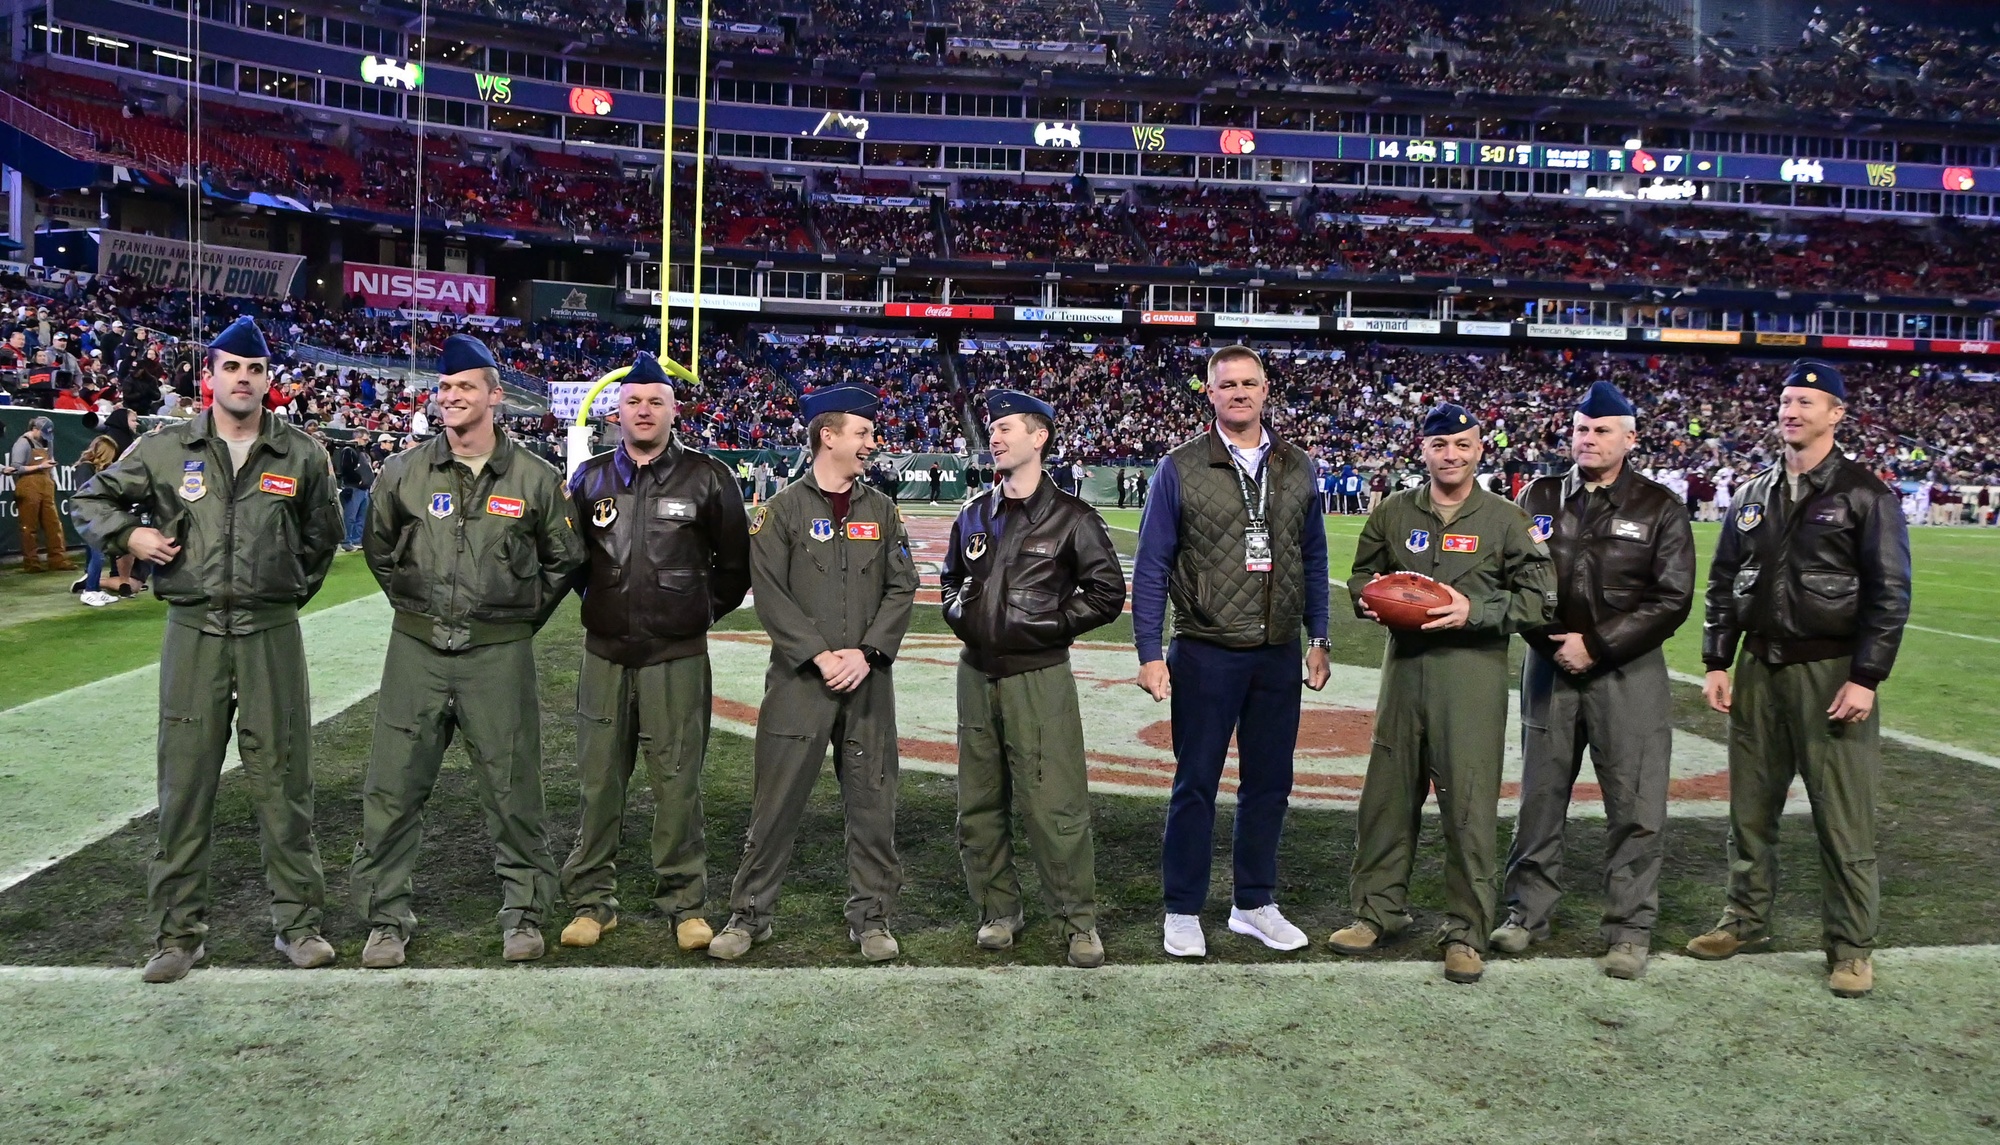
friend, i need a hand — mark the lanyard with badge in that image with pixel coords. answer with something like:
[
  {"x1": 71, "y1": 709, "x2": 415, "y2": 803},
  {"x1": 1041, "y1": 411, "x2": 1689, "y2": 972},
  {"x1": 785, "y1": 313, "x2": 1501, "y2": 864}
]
[{"x1": 1233, "y1": 452, "x2": 1272, "y2": 573}]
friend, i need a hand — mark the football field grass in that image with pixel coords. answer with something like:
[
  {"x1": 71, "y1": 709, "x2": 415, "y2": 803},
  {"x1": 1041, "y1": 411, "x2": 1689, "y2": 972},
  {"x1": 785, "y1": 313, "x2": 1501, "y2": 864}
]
[{"x1": 4, "y1": 520, "x2": 2000, "y2": 1142}]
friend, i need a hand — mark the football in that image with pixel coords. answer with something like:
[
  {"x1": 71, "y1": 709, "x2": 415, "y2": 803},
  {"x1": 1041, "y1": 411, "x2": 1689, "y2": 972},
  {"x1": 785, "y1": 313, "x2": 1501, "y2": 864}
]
[{"x1": 1360, "y1": 572, "x2": 1454, "y2": 631}]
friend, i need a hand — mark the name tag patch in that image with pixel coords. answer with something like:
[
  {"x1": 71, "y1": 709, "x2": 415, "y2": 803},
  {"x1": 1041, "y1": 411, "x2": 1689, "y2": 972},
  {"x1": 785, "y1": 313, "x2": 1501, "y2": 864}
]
[
  {"x1": 1810, "y1": 504, "x2": 1850, "y2": 527},
  {"x1": 1442, "y1": 533, "x2": 1479, "y2": 553},
  {"x1": 846, "y1": 521, "x2": 880, "y2": 541},
  {"x1": 259, "y1": 472, "x2": 297, "y2": 498},
  {"x1": 486, "y1": 495, "x2": 525, "y2": 519},
  {"x1": 657, "y1": 498, "x2": 696, "y2": 520},
  {"x1": 1610, "y1": 518, "x2": 1650, "y2": 542}
]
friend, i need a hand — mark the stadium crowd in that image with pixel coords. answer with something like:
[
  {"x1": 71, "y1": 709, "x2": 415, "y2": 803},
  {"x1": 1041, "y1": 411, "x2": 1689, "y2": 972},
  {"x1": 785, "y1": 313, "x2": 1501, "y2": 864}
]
[{"x1": 4, "y1": 270, "x2": 1993, "y2": 530}]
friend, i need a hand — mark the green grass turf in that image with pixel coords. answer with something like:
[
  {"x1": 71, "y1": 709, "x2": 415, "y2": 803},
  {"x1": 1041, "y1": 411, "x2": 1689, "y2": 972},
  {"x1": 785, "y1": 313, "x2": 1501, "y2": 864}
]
[
  {"x1": 6, "y1": 594, "x2": 1999, "y2": 971},
  {"x1": 1102, "y1": 509, "x2": 2000, "y2": 754},
  {"x1": 4, "y1": 951, "x2": 1999, "y2": 1144},
  {"x1": 0, "y1": 552, "x2": 383, "y2": 711}
]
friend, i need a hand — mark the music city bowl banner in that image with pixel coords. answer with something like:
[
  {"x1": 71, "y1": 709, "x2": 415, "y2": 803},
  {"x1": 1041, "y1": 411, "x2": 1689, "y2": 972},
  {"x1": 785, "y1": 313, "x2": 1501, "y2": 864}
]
[
  {"x1": 97, "y1": 232, "x2": 306, "y2": 300},
  {"x1": 340, "y1": 261, "x2": 496, "y2": 316}
]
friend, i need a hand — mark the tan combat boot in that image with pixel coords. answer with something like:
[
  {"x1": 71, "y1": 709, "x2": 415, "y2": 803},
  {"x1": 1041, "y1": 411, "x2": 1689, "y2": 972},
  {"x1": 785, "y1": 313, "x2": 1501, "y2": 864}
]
[
  {"x1": 977, "y1": 914, "x2": 1026, "y2": 951},
  {"x1": 1326, "y1": 920, "x2": 1382, "y2": 954},
  {"x1": 275, "y1": 932, "x2": 337, "y2": 969},
  {"x1": 707, "y1": 922, "x2": 772, "y2": 961},
  {"x1": 852, "y1": 928, "x2": 900, "y2": 963},
  {"x1": 676, "y1": 917, "x2": 714, "y2": 951},
  {"x1": 361, "y1": 928, "x2": 407, "y2": 969},
  {"x1": 1598, "y1": 941, "x2": 1649, "y2": 980},
  {"x1": 560, "y1": 913, "x2": 617, "y2": 948},
  {"x1": 1685, "y1": 928, "x2": 1772, "y2": 961},
  {"x1": 1066, "y1": 929, "x2": 1106, "y2": 969},
  {"x1": 1443, "y1": 942, "x2": 1485, "y2": 984},
  {"x1": 141, "y1": 944, "x2": 205, "y2": 984},
  {"x1": 1829, "y1": 957, "x2": 1874, "y2": 998},
  {"x1": 503, "y1": 926, "x2": 545, "y2": 962}
]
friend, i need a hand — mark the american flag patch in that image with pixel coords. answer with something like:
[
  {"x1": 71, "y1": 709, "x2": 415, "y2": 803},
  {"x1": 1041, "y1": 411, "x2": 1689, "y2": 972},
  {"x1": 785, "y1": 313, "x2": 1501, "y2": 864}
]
[
  {"x1": 486, "y1": 495, "x2": 525, "y2": 518},
  {"x1": 1442, "y1": 533, "x2": 1479, "y2": 553}
]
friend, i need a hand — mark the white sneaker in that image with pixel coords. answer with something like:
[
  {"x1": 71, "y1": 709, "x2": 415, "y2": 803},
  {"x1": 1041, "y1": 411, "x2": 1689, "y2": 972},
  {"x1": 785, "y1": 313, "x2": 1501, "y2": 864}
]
[
  {"x1": 1228, "y1": 904, "x2": 1310, "y2": 951},
  {"x1": 1163, "y1": 912, "x2": 1207, "y2": 958},
  {"x1": 80, "y1": 590, "x2": 118, "y2": 607}
]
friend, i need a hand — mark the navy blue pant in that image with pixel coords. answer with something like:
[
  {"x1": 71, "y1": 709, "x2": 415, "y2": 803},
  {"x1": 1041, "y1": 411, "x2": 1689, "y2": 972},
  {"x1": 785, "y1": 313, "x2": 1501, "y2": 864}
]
[{"x1": 1161, "y1": 637, "x2": 1302, "y2": 914}]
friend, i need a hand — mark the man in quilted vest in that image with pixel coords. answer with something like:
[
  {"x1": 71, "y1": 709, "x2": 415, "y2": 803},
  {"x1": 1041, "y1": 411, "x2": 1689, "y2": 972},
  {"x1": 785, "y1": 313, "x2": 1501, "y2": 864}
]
[{"x1": 1132, "y1": 345, "x2": 1331, "y2": 960}]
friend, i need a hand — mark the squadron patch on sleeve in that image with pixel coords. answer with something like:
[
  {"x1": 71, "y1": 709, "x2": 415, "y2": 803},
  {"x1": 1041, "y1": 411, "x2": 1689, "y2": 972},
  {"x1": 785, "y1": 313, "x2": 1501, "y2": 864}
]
[{"x1": 749, "y1": 505, "x2": 768, "y2": 535}]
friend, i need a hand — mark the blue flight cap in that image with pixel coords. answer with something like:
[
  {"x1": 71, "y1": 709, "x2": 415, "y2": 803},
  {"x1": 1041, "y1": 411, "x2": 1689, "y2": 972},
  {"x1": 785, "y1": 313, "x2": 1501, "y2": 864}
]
[
  {"x1": 984, "y1": 389, "x2": 1055, "y2": 424},
  {"x1": 438, "y1": 334, "x2": 497, "y2": 377},
  {"x1": 208, "y1": 316, "x2": 270, "y2": 360},
  {"x1": 1577, "y1": 380, "x2": 1637, "y2": 419},
  {"x1": 801, "y1": 384, "x2": 880, "y2": 422},
  {"x1": 1421, "y1": 403, "x2": 1476, "y2": 437},
  {"x1": 624, "y1": 351, "x2": 671, "y2": 386},
  {"x1": 1782, "y1": 359, "x2": 1846, "y2": 401}
]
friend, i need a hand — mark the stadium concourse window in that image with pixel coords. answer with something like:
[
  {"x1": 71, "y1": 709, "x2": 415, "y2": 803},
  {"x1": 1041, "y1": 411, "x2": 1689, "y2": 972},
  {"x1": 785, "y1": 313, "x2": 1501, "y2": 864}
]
[
  {"x1": 718, "y1": 80, "x2": 786, "y2": 105},
  {"x1": 792, "y1": 138, "x2": 859, "y2": 164},
  {"x1": 715, "y1": 133, "x2": 786, "y2": 160},
  {"x1": 238, "y1": 65, "x2": 318, "y2": 104},
  {"x1": 1027, "y1": 148, "x2": 1079, "y2": 175},
  {"x1": 408, "y1": 97, "x2": 484, "y2": 129},
  {"x1": 1083, "y1": 152, "x2": 1137, "y2": 176},
  {"x1": 323, "y1": 79, "x2": 399, "y2": 118},
  {"x1": 567, "y1": 116, "x2": 638, "y2": 147},
  {"x1": 488, "y1": 108, "x2": 558, "y2": 139},
  {"x1": 944, "y1": 146, "x2": 1021, "y2": 172},
  {"x1": 864, "y1": 143, "x2": 939, "y2": 167}
]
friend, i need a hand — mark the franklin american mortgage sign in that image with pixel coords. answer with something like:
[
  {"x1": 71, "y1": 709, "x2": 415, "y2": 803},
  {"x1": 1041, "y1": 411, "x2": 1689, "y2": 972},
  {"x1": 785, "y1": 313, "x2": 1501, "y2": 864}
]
[
  {"x1": 97, "y1": 232, "x2": 307, "y2": 301},
  {"x1": 341, "y1": 261, "x2": 497, "y2": 315}
]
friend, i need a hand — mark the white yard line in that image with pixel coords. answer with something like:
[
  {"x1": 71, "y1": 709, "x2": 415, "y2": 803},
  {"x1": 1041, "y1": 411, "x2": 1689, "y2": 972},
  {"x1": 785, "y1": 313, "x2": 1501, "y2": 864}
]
[{"x1": 0, "y1": 595, "x2": 393, "y2": 891}]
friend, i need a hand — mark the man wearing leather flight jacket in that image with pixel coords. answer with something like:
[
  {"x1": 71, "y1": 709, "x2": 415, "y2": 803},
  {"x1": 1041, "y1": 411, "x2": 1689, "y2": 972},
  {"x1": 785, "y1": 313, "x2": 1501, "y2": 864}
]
[
  {"x1": 1687, "y1": 360, "x2": 1911, "y2": 1001},
  {"x1": 556, "y1": 353, "x2": 752, "y2": 955},
  {"x1": 942, "y1": 390, "x2": 1125, "y2": 967},
  {"x1": 1493, "y1": 382, "x2": 1695, "y2": 981}
]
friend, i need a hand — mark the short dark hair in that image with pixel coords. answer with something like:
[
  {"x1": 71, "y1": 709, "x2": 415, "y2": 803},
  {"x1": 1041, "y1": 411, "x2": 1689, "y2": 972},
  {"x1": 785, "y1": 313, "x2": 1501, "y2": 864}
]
[
  {"x1": 1022, "y1": 411, "x2": 1057, "y2": 459},
  {"x1": 806, "y1": 410, "x2": 849, "y2": 455}
]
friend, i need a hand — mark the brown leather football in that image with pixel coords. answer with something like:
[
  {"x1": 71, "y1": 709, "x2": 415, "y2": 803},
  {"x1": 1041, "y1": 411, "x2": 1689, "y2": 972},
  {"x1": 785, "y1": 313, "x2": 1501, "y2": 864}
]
[{"x1": 1359, "y1": 571, "x2": 1453, "y2": 631}]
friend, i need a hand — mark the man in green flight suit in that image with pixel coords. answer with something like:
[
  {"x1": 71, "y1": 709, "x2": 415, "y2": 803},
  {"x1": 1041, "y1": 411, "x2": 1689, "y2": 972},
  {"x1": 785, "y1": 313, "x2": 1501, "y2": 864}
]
[
  {"x1": 72, "y1": 316, "x2": 344, "y2": 984},
  {"x1": 352, "y1": 334, "x2": 586, "y2": 968},
  {"x1": 709, "y1": 384, "x2": 919, "y2": 963},
  {"x1": 1327, "y1": 403, "x2": 1555, "y2": 985}
]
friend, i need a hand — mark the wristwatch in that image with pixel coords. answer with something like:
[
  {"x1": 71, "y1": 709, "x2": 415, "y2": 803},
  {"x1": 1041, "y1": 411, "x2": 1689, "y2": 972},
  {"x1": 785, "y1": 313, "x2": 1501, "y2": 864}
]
[{"x1": 1306, "y1": 637, "x2": 1331, "y2": 649}]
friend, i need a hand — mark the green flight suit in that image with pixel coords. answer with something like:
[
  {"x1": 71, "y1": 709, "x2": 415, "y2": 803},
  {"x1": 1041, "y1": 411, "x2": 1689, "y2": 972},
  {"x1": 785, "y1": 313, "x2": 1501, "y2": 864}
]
[
  {"x1": 1346, "y1": 485, "x2": 1555, "y2": 952},
  {"x1": 724, "y1": 472, "x2": 918, "y2": 936},
  {"x1": 351, "y1": 431, "x2": 586, "y2": 939},
  {"x1": 70, "y1": 410, "x2": 343, "y2": 952}
]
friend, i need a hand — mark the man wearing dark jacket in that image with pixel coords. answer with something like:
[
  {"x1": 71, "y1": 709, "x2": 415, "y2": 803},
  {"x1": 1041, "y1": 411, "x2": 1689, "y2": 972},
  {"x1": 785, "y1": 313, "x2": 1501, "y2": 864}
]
[
  {"x1": 1689, "y1": 361, "x2": 1911, "y2": 999},
  {"x1": 1492, "y1": 382, "x2": 1695, "y2": 980},
  {"x1": 558, "y1": 353, "x2": 751, "y2": 953},
  {"x1": 942, "y1": 390, "x2": 1125, "y2": 967}
]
